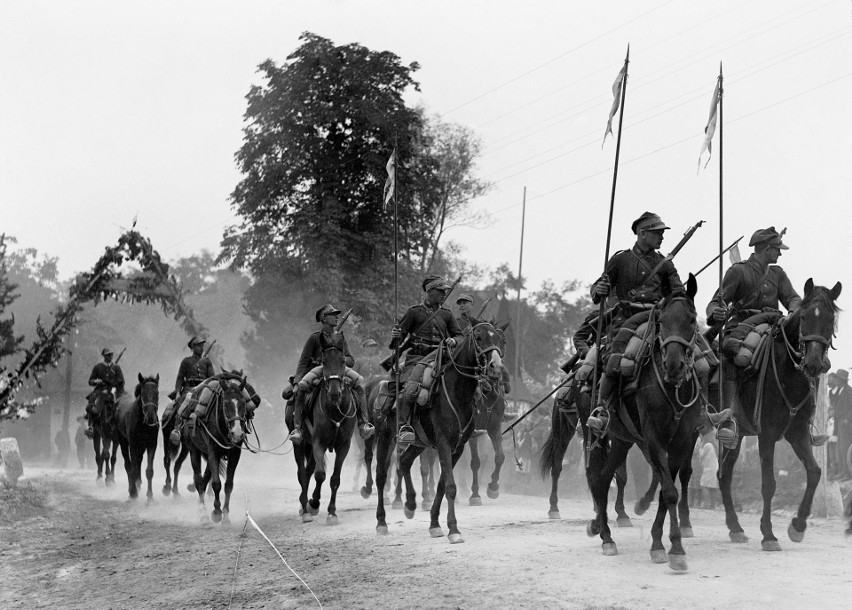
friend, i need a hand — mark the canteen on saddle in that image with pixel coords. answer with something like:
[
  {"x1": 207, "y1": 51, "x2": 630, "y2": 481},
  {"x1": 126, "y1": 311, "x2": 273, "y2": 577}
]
[{"x1": 403, "y1": 357, "x2": 438, "y2": 408}]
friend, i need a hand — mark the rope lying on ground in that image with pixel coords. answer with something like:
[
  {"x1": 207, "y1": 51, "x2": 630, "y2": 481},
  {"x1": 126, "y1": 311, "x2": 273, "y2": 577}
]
[{"x1": 228, "y1": 505, "x2": 323, "y2": 609}]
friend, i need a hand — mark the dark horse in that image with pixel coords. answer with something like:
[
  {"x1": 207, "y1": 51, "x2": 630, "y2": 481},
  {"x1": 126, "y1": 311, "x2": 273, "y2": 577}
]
[
  {"x1": 115, "y1": 374, "x2": 160, "y2": 500},
  {"x1": 587, "y1": 275, "x2": 702, "y2": 571},
  {"x1": 182, "y1": 373, "x2": 249, "y2": 522},
  {"x1": 466, "y1": 383, "x2": 507, "y2": 506},
  {"x1": 89, "y1": 388, "x2": 120, "y2": 484},
  {"x1": 375, "y1": 321, "x2": 506, "y2": 543},
  {"x1": 718, "y1": 279, "x2": 841, "y2": 550},
  {"x1": 539, "y1": 377, "x2": 651, "y2": 525},
  {"x1": 161, "y1": 395, "x2": 191, "y2": 496},
  {"x1": 289, "y1": 333, "x2": 357, "y2": 524}
]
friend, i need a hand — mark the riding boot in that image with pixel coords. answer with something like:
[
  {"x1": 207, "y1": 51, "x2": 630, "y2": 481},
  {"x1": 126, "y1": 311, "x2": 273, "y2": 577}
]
[
  {"x1": 396, "y1": 394, "x2": 416, "y2": 447},
  {"x1": 715, "y1": 380, "x2": 740, "y2": 448},
  {"x1": 809, "y1": 415, "x2": 829, "y2": 447},
  {"x1": 84, "y1": 414, "x2": 94, "y2": 439},
  {"x1": 354, "y1": 385, "x2": 375, "y2": 440},
  {"x1": 697, "y1": 403, "x2": 733, "y2": 436},
  {"x1": 169, "y1": 412, "x2": 186, "y2": 446},
  {"x1": 587, "y1": 374, "x2": 615, "y2": 436},
  {"x1": 288, "y1": 391, "x2": 305, "y2": 445}
]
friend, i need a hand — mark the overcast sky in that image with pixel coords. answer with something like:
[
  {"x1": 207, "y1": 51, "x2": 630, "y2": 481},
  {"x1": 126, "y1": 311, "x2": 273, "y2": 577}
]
[{"x1": 3, "y1": 1, "x2": 851, "y2": 364}]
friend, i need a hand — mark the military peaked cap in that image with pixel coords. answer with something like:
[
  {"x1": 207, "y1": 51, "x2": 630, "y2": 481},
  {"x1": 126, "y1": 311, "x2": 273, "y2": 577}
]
[
  {"x1": 631, "y1": 211, "x2": 670, "y2": 234},
  {"x1": 362, "y1": 338, "x2": 378, "y2": 348},
  {"x1": 422, "y1": 275, "x2": 452, "y2": 292},
  {"x1": 315, "y1": 303, "x2": 342, "y2": 322},
  {"x1": 748, "y1": 226, "x2": 788, "y2": 249},
  {"x1": 456, "y1": 294, "x2": 474, "y2": 304},
  {"x1": 101, "y1": 347, "x2": 114, "y2": 357},
  {"x1": 188, "y1": 336, "x2": 205, "y2": 349}
]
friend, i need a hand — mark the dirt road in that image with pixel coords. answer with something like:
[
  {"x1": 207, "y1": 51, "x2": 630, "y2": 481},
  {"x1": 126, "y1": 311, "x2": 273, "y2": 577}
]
[{"x1": 1, "y1": 455, "x2": 850, "y2": 609}]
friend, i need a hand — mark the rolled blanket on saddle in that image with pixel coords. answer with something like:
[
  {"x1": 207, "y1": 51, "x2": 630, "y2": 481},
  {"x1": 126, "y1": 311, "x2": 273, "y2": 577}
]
[
  {"x1": 721, "y1": 311, "x2": 781, "y2": 369},
  {"x1": 175, "y1": 373, "x2": 259, "y2": 421}
]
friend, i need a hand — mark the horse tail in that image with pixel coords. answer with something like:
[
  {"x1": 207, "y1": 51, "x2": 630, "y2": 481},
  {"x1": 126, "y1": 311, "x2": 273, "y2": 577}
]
[
  {"x1": 219, "y1": 456, "x2": 228, "y2": 479},
  {"x1": 538, "y1": 398, "x2": 562, "y2": 480}
]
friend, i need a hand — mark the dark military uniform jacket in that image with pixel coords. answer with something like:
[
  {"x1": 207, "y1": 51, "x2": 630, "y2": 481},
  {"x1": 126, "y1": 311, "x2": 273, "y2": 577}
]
[
  {"x1": 572, "y1": 312, "x2": 598, "y2": 358},
  {"x1": 705, "y1": 254, "x2": 801, "y2": 324},
  {"x1": 174, "y1": 355, "x2": 215, "y2": 396},
  {"x1": 295, "y1": 330, "x2": 354, "y2": 382},
  {"x1": 457, "y1": 312, "x2": 481, "y2": 335},
  {"x1": 391, "y1": 301, "x2": 464, "y2": 358},
  {"x1": 88, "y1": 362, "x2": 125, "y2": 396},
  {"x1": 354, "y1": 356, "x2": 382, "y2": 379},
  {"x1": 592, "y1": 245, "x2": 684, "y2": 307}
]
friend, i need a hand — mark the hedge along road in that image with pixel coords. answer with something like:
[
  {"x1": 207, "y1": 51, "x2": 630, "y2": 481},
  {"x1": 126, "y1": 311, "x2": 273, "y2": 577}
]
[{"x1": 1, "y1": 458, "x2": 850, "y2": 610}]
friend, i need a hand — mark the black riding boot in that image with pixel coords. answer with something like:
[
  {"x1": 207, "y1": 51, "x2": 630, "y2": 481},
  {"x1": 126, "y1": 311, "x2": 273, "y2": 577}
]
[
  {"x1": 354, "y1": 385, "x2": 375, "y2": 440},
  {"x1": 289, "y1": 391, "x2": 305, "y2": 444},
  {"x1": 396, "y1": 395, "x2": 415, "y2": 446},
  {"x1": 587, "y1": 374, "x2": 615, "y2": 435}
]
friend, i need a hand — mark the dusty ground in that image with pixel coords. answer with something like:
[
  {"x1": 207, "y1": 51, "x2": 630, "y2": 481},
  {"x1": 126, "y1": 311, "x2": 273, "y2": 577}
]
[{"x1": 1, "y1": 453, "x2": 850, "y2": 610}]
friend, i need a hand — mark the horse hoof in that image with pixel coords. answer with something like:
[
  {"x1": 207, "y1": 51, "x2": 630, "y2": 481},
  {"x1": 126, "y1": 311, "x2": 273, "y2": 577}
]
[
  {"x1": 376, "y1": 525, "x2": 388, "y2": 536},
  {"x1": 680, "y1": 527, "x2": 694, "y2": 538},
  {"x1": 650, "y1": 549, "x2": 667, "y2": 564},
  {"x1": 404, "y1": 507, "x2": 415, "y2": 519},
  {"x1": 469, "y1": 496, "x2": 482, "y2": 506},
  {"x1": 146, "y1": 496, "x2": 155, "y2": 505},
  {"x1": 222, "y1": 514, "x2": 231, "y2": 526},
  {"x1": 548, "y1": 510, "x2": 560, "y2": 520},
  {"x1": 586, "y1": 520, "x2": 599, "y2": 537},
  {"x1": 421, "y1": 500, "x2": 431, "y2": 511},
  {"x1": 486, "y1": 487, "x2": 499, "y2": 500},
  {"x1": 392, "y1": 499, "x2": 403, "y2": 510},
  {"x1": 211, "y1": 511, "x2": 223, "y2": 523},
  {"x1": 729, "y1": 531, "x2": 749, "y2": 544},
  {"x1": 602, "y1": 542, "x2": 618, "y2": 556},
  {"x1": 762, "y1": 540, "x2": 782, "y2": 552},
  {"x1": 186, "y1": 484, "x2": 196, "y2": 493},
  {"x1": 449, "y1": 533, "x2": 464, "y2": 544},
  {"x1": 327, "y1": 515, "x2": 338, "y2": 526},
  {"x1": 616, "y1": 516, "x2": 633, "y2": 528},
  {"x1": 162, "y1": 486, "x2": 171, "y2": 496},
  {"x1": 668, "y1": 554, "x2": 688, "y2": 572},
  {"x1": 360, "y1": 487, "x2": 371, "y2": 500},
  {"x1": 301, "y1": 512, "x2": 313, "y2": 523},
  {"x1": 787, "y1": 522, "x2": 805, "y2": 543},
  {"x1": 429, "y1": 527, "x2": 444, "y2": 538},
  {"x1": 308, "y1": 505, "x2": 319, "y2": 516},
  {"x1": 634, "y1": 498, "x2": 650, "y2": 515}
]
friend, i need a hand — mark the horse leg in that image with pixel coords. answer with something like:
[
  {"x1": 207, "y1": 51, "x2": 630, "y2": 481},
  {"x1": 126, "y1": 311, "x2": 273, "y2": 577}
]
[
  {"x1": 785, "y1": 427, "x2": 822, "y2": 543},
  {"x1": 718, "y1": 439, "x2": 747, "y2": 542},
  {"x1": 429, "y1": 468, "x2": 447, "y2": 538},
  {"x1": 400, "y1": 447, "x2": 422, "y2": 519},
  {"x1": 173, "y1": 445, "x2": 189, "y2": 495},
  {"x1": 644, "y1": 436, "x2": 684, "y2": 569},
  {"x1": 109, "y1": 441, "x2": 119, "y2": 485},
  {"x1": 544, "y1": 414, "x2": 572, "y2": 519},
  {"x1": 375, "y1": 433, "x2": 391, "y2": 534},
  {"x1": 161, "y1": 432, "x2": 173, "y2": 495},
  {"x1": 295, "y1": 446, "x2": 312, "y2": 522},
  {"x1": 468, "y1": 438, "x2": 482, "y2": 506},
  {"x1": 636, "y1": 471, "x2": 659, "y2": 515},
  {"x1": 420, "y1": 450, "x2": 433, "y2": 510},
  {"x1": 614, "y1": 461, "x2": 632, "y2": 527},
  {"x1": 93, "y1": 436, "x2": 104, "y2": 479},
  {"x1": 360, "y1": 436, "x2": 375, "y2": 499},
  {"x1": 757, "y1": 437, "x2": 781, "y2": 550},
  {"x1": 101, "y1": 438, "x2": 113, "y2": 484},
  {"x1": 208, "y1": 453, "x2": 223, "y2": 523},
  {"x1": 664, "y1": 463, "x2": 687, "y2": 571},
  {"x1": 435, "y1": 435, "x2": 463, "y2": 544},
  {"x1": 310, "y1": 443, "x2": 326, "y2": 516},
  {"x1": 679, "y1": 460, "x2": 694, "y2": 537},
  {"x1": 189, "y1": 448, "x2": 207, "y2": 520},
  {"x1": 145, "y1": 444, "x2": 156, "y2": 501},
  {"x1": 326, "y1": 444, "x2": 348, "y2": 524},
  {"x1": 587, "y1": 439, "x2": 630, "y2": 556},
  {"x1": 119, "y1": 440, "x2": 134, "y2": 499},
  {"x1": 222, "y1": 449, "x2": 241, "y2": 521},
  {"x1": 391, "y1": 461, "x2": 403, "y2": 509},
  {"x1": 487, "y1": 426, "x2": 506, "y2": 500}
]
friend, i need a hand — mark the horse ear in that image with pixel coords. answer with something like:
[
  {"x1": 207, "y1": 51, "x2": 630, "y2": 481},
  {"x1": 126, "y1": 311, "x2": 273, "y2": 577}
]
[
  {"x1": 804, "y1": 278, "x2": 814, "y2": 296},
  {"x1": 138, "y1": 372, "x2": 144, "y2": 385},
  {"x1": 830, "y1": 281, "x2": 842, "y2": 301},
  {"x1": 497, "y1": 321, "x2": 510, "y2": 332},
  {"x1": 155, "y1": 373, "x2": 160, "y2": 385},
  {"x1": 240, "y1": 377, "x2": 247, "y2": 391},
  {"x1": 686, "y1": 273, "x2": 698, "y2": 300}
]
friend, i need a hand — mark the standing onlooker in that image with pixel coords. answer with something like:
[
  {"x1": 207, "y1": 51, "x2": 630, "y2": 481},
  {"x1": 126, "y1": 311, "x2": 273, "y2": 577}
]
[
  {"x1": 688, "y1": 436, "x2": 703, "y2": 508},
  {"x1": 699, "y1": 435, "x2": 719, "y2": 509},
  {"x1": 74, "y1": 415, "x2": 89, "y2": 469},
  {"x1": 831, "y1": 369, "x2": 852, "y2": 480}
]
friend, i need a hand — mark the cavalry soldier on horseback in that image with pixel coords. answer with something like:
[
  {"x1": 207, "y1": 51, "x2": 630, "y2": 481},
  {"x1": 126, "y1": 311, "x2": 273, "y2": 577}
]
[
  {"x1": 169, "y1": 336, "x2": 216, "y2": 444},
  {"x1": 706, "y1": 226, "x2": 828, "y2": 446},
  {"x1": 287, "y1": 304, "x2": 375, "y2": 445},
  {"x1": 84, "y1": 347, "x2": 125, "y2": 437},
  {"x1": 455, "y1": 294, "x2": 480, "y2": 334},
  {"x1": 585, "y1": 211, "x2": 729, "y2": 436},
  {"x1": 390, "y1": 275, "x2": 464, "y2": 446},
  {"x1": 354, "y1": 338, "x2": 383, "y2": 379}
]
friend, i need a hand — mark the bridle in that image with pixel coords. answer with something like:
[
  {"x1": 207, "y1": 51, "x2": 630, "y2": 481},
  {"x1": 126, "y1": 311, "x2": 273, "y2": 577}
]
[
  {"x1": 138, "y1": 380, "x2": 160, "y2": 428},
  {"x1": 199, "y1": 379, "x2": 248, "y2": 450},
  {"x1": 652, "y1": 297, "x2": 701, "y2": 415},
  {"x1": 320, "y1": 345, "x2": 357, "y2": 422}
]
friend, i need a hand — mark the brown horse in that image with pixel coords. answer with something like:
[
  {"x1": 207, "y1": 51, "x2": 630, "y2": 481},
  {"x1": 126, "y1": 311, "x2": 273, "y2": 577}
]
[
  {"x1": 115, "y1": 374, "x2": 160, "y2": 500},
  {"x1": 587, "y1": 275, "x2": 702, "y2": 571},
  {"x1": 289, "y1": 333, "x2": 357, "y2": 524},
  {"x1": 718, "y1": 279, "x2": 841, "y2": 550},
  {"x1": 375, "y1": 321, "x2": 507, "y2": 543},
  {"x1": 183, "y1": 373, "x2": 249, "y2": 522},
  {"x1": 89, "y1": 388, "x2": 120, "y2": 484},
  {"x1": 466, "y1": 382, "x2": 507, "y2": 506}
]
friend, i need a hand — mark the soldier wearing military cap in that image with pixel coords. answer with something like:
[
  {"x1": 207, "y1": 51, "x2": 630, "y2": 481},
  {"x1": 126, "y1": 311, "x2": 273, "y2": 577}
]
[
  {"x1": 168, "y1": 336, "x2": 216, "y2": 442},
  {"x1": 586, "y1": 212, "x2": 727, "y2": 437},
  {"x1": 390, "y1": 275, "x2": 464, "y2": 445},
  {"x1": 84, "y1": 347, "x2": 125, "y2": 436},
  {"x1": 354, "y1": 338, "x2": 382, "y2": 379},
  {"x1": 288, "y1": 304, "x2": 374, "y2": 445},
  {"x1": 455, "y1": 293, "x2": 480, "y2": 334},
  {"x1": 706, "y1": 227, "x2": 826, "y2": 446}
]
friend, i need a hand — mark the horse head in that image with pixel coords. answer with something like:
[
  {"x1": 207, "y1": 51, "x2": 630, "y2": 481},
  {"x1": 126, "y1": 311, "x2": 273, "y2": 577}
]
[
  {"x1": 319, "y1": 332, "x2": 347, "y2": 407},
  {"x1": 220, "y1": 377, "x2": 248, "y2": 445},
  {"x1": 135, "y1": 373, "x2": 160, "y2": 427},
  {"x1": 467, "y1": 321, "x2": 507, "y2": 383},
  {"x1": 658, "y1": 273, "x2": 698, "y2": 386},
  {"x1": 795, "y1": 278, "x2": 842, "y2": 378}
]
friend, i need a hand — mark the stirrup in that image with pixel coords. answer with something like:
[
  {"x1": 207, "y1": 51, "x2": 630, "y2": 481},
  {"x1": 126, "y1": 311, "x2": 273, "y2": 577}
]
[
  {"x1": 716, "y1": 419, "x2": 738, "y2": 448},
  {"x1": 398, "y1": 424, "x2": 416, "y2": 446},
  {"x1": 470, "y1": 429, "x2": 488, "y2": 439},
  {"x1": 587, "y1": 406, "x2": 609, "y2": 436},
  {"x1": 288, "y1": 428, "x2": 303, "y2": 445},
  {"x1": 359, "y1": 423, "x2": 375, "y2": 440},
  {"x1": 810, "y1": 433, "x2": 829, "y2": 447}
]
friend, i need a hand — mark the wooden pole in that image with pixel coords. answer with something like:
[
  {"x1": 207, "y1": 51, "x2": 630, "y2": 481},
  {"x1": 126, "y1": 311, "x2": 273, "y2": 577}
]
[{"x1": 514, "y1": 187, "x2": 526, "y2": 404}]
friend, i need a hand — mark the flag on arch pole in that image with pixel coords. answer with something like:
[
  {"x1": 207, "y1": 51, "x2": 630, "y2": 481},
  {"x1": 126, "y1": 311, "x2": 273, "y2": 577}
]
[
  {"x1": 698, "y1": 79, "x2": 720, "y2": 171},
  {"x1": 728, "y1": 241, "x2": 741, "y2": 264},
  {"x1": 602, "y1": 64, "x2": 627, "y2": 147},
  {"x1": 383, "y1": 149, "x2": 397, "y2": 211}
]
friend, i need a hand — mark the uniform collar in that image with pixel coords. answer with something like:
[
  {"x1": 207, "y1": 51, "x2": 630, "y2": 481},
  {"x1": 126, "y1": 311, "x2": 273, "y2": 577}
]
[
  {"x1": 631, "y1": 243, "x2": 657, "y2": 257},
  {"x1": 422, "y1": 299, "x2": 440, "y2": 310},
  {"x1": 745, "y1": 253, "x2": 769, "y2": 272}
]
